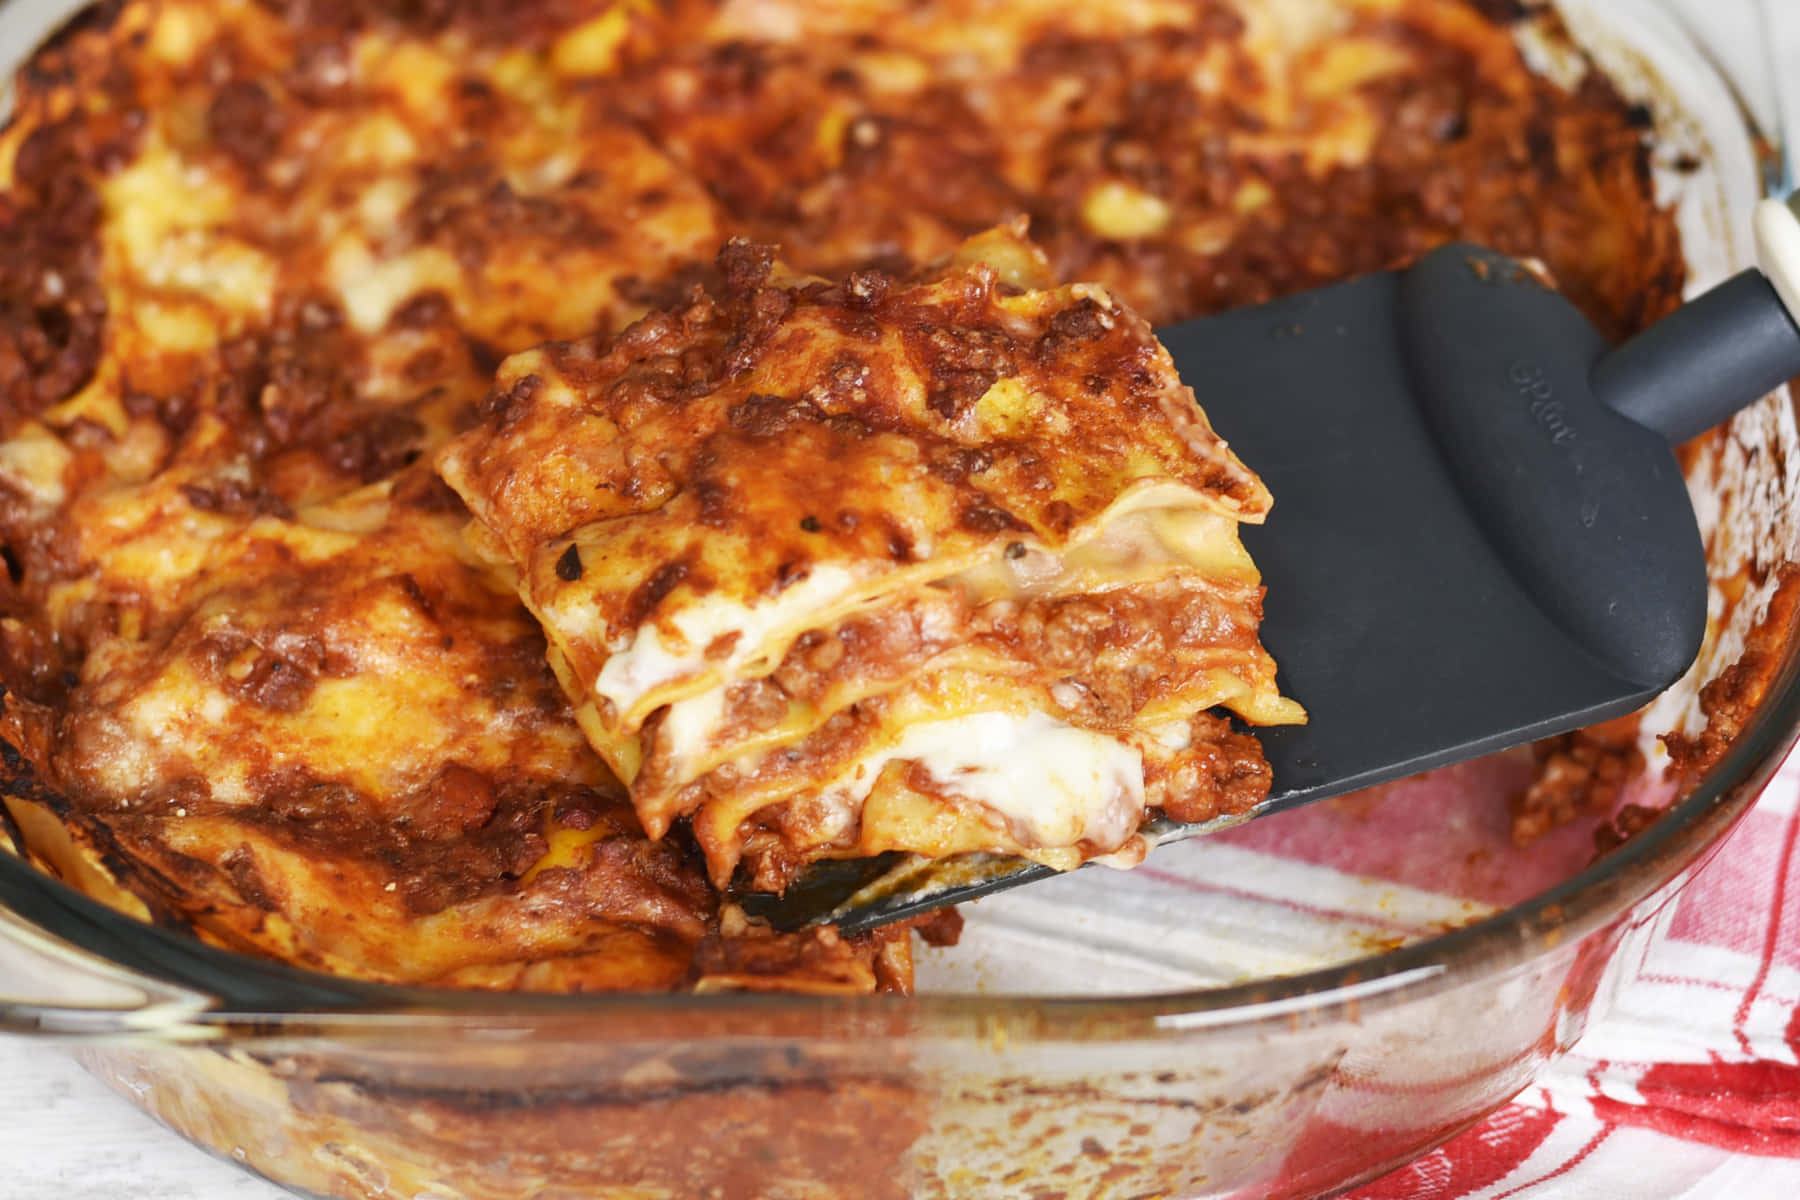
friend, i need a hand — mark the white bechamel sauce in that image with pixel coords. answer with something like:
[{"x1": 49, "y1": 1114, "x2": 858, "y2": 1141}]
[
  {"x1": 592, "y1": 564, "x2": 860, "y2": 716},
  {"x1": 656, "y1": 683, "x2": 729, "y2": 767},
  {"x1": 838, "y1": 710, "x2": 1145, "y2": 851}
]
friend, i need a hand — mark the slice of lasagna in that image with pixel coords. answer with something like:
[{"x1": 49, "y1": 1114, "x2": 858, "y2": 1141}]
[{"x1": 440, "y1": 224, "x2": 1301, "y2": 890}]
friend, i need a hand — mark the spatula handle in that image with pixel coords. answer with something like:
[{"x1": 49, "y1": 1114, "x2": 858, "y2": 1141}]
[
  {"x1": 1758, "y1": 194, "x2": 1800, "y2": 325},
  {"x1": 1592, "y1": 195, "x2": 1800, "y2": 444}
]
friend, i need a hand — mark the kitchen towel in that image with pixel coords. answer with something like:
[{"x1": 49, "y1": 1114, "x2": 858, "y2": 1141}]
[{"x1": 1354, "y1": 747, "x2": 1800, "y2": 1198}]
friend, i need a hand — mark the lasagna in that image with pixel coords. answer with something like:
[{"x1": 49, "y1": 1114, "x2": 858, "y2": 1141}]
[
  {"x1": 439, "y1": 226, "x2": 1302, "y2": 890},
  {"x1": 0, "y1": 0, "x2": 1685, "y2": 995}
]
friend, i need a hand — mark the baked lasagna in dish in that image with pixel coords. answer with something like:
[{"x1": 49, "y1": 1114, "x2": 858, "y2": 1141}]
[{"x1": 0, "y1": 0, "x2": 1685, "y2": 994}]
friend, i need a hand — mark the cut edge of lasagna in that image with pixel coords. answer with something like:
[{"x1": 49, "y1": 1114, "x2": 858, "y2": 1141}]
[{"x1": 438, "y1": 223, "x2": 1303, "y2": 889}]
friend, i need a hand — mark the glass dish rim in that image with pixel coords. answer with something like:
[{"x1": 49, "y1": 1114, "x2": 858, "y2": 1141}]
[{"x1": 0, "y1": 0, "x2": 1793, "y2": 1044}]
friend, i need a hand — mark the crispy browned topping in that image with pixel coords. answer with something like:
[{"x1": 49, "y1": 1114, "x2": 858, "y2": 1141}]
[{"x1": 612, "y1": 0, "x2": 1681, "y2": 337}]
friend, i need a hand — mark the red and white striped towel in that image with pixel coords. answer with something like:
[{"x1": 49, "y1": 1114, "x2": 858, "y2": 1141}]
[{"x1": 1354, "y1": 748, "x2": 1800, "y2": 1198}]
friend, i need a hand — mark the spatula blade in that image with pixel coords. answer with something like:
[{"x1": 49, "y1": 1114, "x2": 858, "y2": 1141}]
[{"x1": 1182, "y1": 269, "x2": 1662, "y2": 813}]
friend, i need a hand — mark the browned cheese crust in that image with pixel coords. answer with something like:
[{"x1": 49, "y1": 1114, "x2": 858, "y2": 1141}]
[{"x1": 0, "y1": 0, "x2": 1684, "y2": 992}]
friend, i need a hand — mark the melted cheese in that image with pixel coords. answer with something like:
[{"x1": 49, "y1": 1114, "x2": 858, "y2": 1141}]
[
  {"x1": 838, "y1": 710, "x2": 1145, "y2": 851},
  {"x1": 591, "y1": 564, "x2": 861, "y2": 715}
]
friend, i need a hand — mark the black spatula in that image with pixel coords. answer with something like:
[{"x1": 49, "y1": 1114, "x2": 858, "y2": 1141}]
[{"x1": 740, "y1": 195, "x2": 1800, "y2": 935}]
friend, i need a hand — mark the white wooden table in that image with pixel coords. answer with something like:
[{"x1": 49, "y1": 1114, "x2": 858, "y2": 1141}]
[{"x1": 1, "y1": 1, "x2": 1794, "y2": 1197}]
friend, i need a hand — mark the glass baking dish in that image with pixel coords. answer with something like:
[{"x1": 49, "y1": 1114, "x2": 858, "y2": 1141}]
[{"x1": 0, "y1": 0, "x2": 1795, "y2": 1196}]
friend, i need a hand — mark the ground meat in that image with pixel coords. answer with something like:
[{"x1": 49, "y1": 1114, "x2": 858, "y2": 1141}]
[
  {"x1": 909, "y1": 904, "x2": 964, "y2": 948},
  {"x1": 1665, "y1": 564, "x2": 1800, "y2": 793},
  {"x1": 0, "y1": 116, "x2": 116, "y2": 432},
  {"x1": 402, "y1": 763, "x2": 500, "y2": 840},
  {"x1": 200, "y1": 629, "x2": 339, "y2": 714},
  {"x1": 1592, "y1": 802, "x2": 1663, "y2": 858},
  {"x1": 688, "y1": 906, "x2": 904, "y2": 993},
  {"x1": 1154, "y1": 713, "x2": 1272, "y2": 824},
  {"x1": 207, "y1": 78, "x2": 285, "y2": 171},
  {"x1": 1510, "y1": 714, "x2": 1646, "y2": 846}
]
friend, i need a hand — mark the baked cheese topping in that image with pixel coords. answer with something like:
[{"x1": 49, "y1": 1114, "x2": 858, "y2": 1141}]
[{"x1": 0, "y1": 0, "x2": 1684, "y2": 992}]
